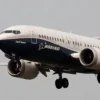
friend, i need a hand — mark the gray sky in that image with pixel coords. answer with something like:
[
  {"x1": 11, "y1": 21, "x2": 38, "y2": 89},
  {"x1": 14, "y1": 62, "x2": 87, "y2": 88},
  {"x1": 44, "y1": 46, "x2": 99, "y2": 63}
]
[{"x1": 0, "y1": 0, "x2": 100, "y2": 100}]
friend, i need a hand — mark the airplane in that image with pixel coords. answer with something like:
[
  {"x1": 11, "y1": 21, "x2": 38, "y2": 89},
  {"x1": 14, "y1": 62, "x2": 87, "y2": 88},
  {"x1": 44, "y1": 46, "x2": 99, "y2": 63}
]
[{"x1": 0, "y1": 25, "x2": 100, "y2": 89}]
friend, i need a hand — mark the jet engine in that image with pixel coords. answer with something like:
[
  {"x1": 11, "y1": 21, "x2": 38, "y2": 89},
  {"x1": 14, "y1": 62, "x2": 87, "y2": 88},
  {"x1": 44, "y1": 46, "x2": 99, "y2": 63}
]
[
  {"x1": 79, "y1": 48, "x2": 100, "y2": 70},
  {"x1": 8, "y1": 60, "x2": 39, "y2": 79}
]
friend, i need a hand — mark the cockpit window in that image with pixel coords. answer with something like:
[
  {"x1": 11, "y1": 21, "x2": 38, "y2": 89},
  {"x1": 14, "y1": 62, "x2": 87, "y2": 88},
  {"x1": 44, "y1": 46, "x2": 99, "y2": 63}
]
[
  {"x1": 1, "y1": 30, "x2": 20, "y2": 34},
  {"x1": 13, "y1": 30, "x2": 20, "y2": 34},
  {"x1": 5, "y1": 30, "x2": 12, "y2": 33}
]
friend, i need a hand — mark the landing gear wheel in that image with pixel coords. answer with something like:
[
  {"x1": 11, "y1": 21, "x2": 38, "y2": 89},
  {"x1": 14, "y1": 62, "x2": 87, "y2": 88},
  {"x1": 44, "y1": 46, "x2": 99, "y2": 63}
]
[
  {"x1": 54, "y1": 71, "x2": 69, "y2": 89},
  {"x1": 55, "y1": 79, "x2": 62, "y2": 89},
  {"x1": 97, "y1": 73, "x2": 100, "y2": 83},
  {"x1": 62, "y1": 78, "x2": 69, "y2": 88}
]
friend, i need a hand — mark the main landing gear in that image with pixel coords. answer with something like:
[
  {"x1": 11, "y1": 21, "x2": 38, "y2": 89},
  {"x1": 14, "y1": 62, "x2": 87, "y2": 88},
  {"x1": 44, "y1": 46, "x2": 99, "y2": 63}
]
[{"x1": 55, "y1": 73, "x2": 69, "y2": 89}]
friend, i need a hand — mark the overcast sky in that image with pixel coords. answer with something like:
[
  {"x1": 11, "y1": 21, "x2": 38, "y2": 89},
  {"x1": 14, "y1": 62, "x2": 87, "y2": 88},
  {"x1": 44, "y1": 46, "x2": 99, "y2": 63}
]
[{"x1": 0, "y1": 0, "x2": 100, "y2": 100}]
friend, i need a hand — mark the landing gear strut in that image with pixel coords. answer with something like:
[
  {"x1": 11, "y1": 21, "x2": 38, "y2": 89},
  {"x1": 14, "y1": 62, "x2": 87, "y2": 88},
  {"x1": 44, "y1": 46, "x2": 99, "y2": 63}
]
[{"x1": 55, "y1": 73, "x2": 69, "y2": 89}]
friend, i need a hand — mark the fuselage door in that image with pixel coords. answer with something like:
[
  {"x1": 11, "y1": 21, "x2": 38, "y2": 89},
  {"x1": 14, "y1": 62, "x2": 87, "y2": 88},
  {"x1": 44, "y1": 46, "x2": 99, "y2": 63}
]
[{"x1": 31, "y1": 31, "x2": 37, "y2": 44}]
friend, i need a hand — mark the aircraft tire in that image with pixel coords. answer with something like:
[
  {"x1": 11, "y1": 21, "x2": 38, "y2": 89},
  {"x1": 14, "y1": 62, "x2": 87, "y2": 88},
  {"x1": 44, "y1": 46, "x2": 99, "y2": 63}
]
[
  {"x1": 55, "y1": 79, "x2": 62, "y2": 89},
  {"x1": 62, "y1": 78, "x2": 69, "y2": 88}
]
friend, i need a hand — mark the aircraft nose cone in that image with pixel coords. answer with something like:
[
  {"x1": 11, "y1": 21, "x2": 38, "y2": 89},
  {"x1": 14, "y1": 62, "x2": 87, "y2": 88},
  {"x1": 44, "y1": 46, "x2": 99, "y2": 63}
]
[
  {"x1": 0, "y1": 34, "x2": 11, "y2": 49},
  {"x1": 0, "y1": 34, "x2": 8, "y2": 40},
  {"x1": 0, "y1": 34, "x2": 12, "y2": 46}
]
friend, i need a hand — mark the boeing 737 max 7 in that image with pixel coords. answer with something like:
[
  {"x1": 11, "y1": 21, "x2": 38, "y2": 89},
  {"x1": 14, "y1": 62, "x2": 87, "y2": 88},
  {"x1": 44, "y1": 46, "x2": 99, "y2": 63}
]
[{"x1": 0, "y1": 25, "x2": 100, "y2": 89}]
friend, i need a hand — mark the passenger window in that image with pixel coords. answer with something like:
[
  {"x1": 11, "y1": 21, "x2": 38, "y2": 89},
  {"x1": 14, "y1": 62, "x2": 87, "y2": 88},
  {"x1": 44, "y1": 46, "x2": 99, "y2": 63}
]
[
  {"x1": 75, "y1": 42, "x2": 77, "y2": 45},
  {"x1": 52, "y1": 37, "x2": 54, "y2": 40},
  {"x1": 44, "y1": 35, "x2": 46, "y2": 39},
  {"x1": 47, "y1": 36, "x2": 49, "y2": 39},
  {"x1": 80, "y1": 43, "x2": 82, "y2": 46},
  {"x1": 39, "y1": 35, "x2": 41, "y2": 38},
  {"x1": 42, "y1": 35, "x2": 44, "y2": 38},
  {"x1": 49, "y1": 37, "x2": 51, "y2": 40}
]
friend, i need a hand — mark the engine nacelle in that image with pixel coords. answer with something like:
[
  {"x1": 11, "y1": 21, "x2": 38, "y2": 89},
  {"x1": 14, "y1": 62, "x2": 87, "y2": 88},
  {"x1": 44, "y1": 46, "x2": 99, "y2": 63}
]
[
  {"x1": 79, "y1": 48, "x2": 100, "y2": 70},
  {"x1": 8, "y1": 60, "x2": 39, "y2": 79}
]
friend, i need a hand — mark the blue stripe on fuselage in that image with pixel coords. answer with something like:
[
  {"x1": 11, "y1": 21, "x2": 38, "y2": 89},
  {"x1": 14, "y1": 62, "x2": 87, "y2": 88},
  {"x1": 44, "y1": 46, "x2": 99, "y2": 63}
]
[{"x1": 0, "y1": 38, "x2": 83, "y2": 69}]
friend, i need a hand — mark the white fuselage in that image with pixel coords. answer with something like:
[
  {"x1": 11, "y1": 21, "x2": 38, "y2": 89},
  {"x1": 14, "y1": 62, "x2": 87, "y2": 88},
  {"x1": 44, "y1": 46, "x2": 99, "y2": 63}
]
[
  {"x1": 0, "y1": 25, "x2": 100, "y2": 53},
  {"x1": 0, "y1": 25, "x2": 100, "y2": 71}
]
